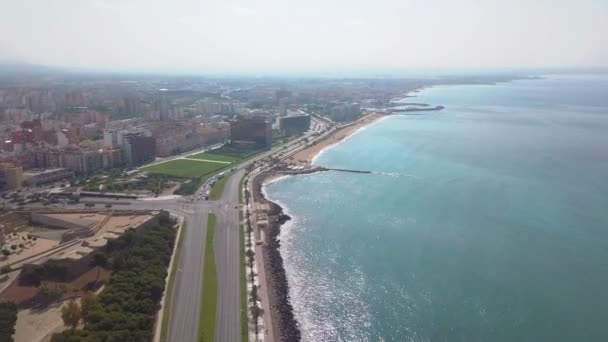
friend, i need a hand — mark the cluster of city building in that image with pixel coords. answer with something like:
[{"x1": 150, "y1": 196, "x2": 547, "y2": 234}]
[{"x1": 0, "y1": 76, "x2": 418, "y2": 191}]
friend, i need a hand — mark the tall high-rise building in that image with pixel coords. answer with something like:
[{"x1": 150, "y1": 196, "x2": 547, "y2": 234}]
[
  {"x1": 279, "y1": 114, "x2": 311, "y2": 134},
  {"x1": 121, "y1": 96, "x2": 142, "y2": 116},
  {"x1": 102, "y1": 146, "x2": 124, "y2": 169},
  {"x1": 229, "y1": 117, "x2": 272, "y2": 148},
  {"x1": 0, "y1": 163, "x2": 23, "y2": 190},
  {"x1": 278, "y1": 98, "x2": 288, "y2": 116},
  {"x1": 122, "y1": 132, "x2": 156, "y2": 166}
]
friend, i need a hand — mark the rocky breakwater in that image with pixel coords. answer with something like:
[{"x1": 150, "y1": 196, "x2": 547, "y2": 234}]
[
  {"x1": 252, "y1": 170, "x2": 301, "y2": 342},
  {"x1": 389, "y1": 105, "x2": 445, "y2": 113}
]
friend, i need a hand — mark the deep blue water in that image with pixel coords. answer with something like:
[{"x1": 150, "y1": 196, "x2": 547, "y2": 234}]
[{"x1": 265, "y1": 75, "x2": 608, "y2": 342}]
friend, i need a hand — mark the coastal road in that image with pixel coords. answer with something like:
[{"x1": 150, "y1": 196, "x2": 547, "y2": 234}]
[
  {"x1": 214, "y1": 169, "x2": 245, "y2": 342},
  {"x1": 167, "y1": 205, "x2": 210, "y2": 342},
  {"x1": 125, "y1": 170, "x2": 246, "y2": 342}
]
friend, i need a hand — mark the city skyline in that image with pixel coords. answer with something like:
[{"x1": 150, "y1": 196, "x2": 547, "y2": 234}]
[{"x1": 1, "y1": 0, "x2": 607, "y2": 74}]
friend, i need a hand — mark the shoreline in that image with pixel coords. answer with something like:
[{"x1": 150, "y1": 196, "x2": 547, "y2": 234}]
[
  {"x1": 289, "y1": 112, "x2": 387, "y2": 166},
  {"x1": 252, "y1": 169, "x2": 300, "y2": 341},
  {"x1": 255, "y1": 112, "x2": 389, "y2": 341}
]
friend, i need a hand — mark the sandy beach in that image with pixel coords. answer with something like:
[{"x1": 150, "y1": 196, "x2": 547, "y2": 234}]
[{"x1": 290, "y1": 112, "x2": 386, "y2": 165}]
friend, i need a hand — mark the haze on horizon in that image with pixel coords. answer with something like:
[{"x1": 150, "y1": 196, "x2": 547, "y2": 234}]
[{"x1": 1, "y1": 0, "x2": 607, "y2": 74}]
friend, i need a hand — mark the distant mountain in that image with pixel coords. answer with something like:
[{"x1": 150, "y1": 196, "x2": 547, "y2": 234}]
[{"x1": 0, "y1": 60, "x2": 65, "y2": 77}]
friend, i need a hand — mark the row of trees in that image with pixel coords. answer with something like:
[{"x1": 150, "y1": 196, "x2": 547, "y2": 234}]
[
  {"x1": 242, "y1": 177, "x2": 264, "y2": 336},
  {"x1": 51, "y1": 220, "x2": 176, "y2": 342},
  {"x1": 0, "y1": 302, "x2": 17, "y2": 342}
]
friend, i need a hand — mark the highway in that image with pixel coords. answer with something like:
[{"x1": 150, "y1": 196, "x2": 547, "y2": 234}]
[
  {"x1": 166, "y1": 205, "x2": 209, "y2": 342},
  {"x1": 214, "y1": 169, "x2": 245, "y2": 342},
  {"x1": 162, "y1": 117, "x2": 329, "y2": 342}
]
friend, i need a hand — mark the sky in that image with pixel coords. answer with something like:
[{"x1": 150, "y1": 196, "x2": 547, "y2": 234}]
[{"x1": 0, "y1": 0, "x2": 607, "y2": 74}]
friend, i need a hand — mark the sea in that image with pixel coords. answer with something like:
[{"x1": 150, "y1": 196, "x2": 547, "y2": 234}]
[{"x1": 263, "y1": 74, "x2": 608, "y2": 342}]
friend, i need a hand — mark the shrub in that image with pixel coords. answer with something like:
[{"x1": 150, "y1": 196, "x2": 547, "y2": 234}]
[
  {"x1": 0, "y1": 302, "x2": 17, "y2": 341},
  {"x1": 38, "y1": 286, "x2": 64, "y2": 302}
]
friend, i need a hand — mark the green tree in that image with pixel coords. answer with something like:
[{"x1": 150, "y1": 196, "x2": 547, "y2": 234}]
[
  {"x1": 79, "y1": 292, "x2": 99, "y2": 326},
  {"x1": 0, "y1": 266, "x2": 11, "y2": 274},
  {"x1": 61, "y1": 300, "x2": 81, "y2": 330},
  {"x1": 39, "y1": 286, "x2": 64, "y2": 302}
]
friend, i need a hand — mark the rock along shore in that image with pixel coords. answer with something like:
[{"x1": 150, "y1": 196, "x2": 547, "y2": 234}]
[{"x1": 252, "y1": 170, "x2": 301, "y2": 342}]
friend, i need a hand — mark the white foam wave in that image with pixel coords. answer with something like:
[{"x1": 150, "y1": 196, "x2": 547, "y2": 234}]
[
  {"x1": 262, "y1": 174, "x2": 290, "y2": 187},
  {"x1": 372, "y1": 171, "x2": 418, "y2": 179}
]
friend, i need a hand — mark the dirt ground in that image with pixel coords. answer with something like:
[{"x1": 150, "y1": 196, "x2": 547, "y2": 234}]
[
  {"x1": 0, "y1": 235, "x2": 59, "y2": 267},
  {"x1": 9, "y1": 267, "x2": 110, "y2": 342},
  {"x1": 15, "y1": 300, "x2": 73, "y2": 342},
  {"x1": 0, "y1": 266, "x2": 110, "y2": 305}
]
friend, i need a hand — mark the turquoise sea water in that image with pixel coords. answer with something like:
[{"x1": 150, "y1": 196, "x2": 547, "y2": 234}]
[{"x1": 264, "y1": 75, "x2": 608, "y2": 342}]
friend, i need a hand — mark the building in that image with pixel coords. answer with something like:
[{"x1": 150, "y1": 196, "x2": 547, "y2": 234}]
[
  {"x1": 102, "y1": 146, "x2": 124, "y2": 169},
  {"x1": 82, "y1": 123, "x2": 101, "y2": 139},
  {"x1": 325, "y1": 102, "x2": 361, "y2": 122},
  {"x1": 198, "y1": 102, "x2": 243, "y2": 116},
  {"x1": 279, "y1": 113, "x2": 311, "y2": 134},
  {"x1": 61, "y1": 146, "x2": 104, "y2": 176},
  {"x1": 0, "y1": 163, "x2": 23, "y2": 190},
  {"x1": 122, "y1": 132, "x2": 156, "y2": 167},
  {"x1": 149, "y1": 122, "x2": 200, "y2": 157},
  {"x1": 59, "y1": 109, "x2": 107, "y2": 128},
  {"x1": 83, "y1": 150, "x2": 104, "y2": 175},
  {"x1": 120, "y1": 96, "x2": 142, "y2": 116},
  {"x1": 103, "y1": 129, "x2": 121, "y2": 147},
  {"x1": 278, "y1": 98, "x2": 288, "y2": 116},
  {"x1": 46, "y1": 149, "x2": 63, "y2": 168},
  {"x1": 22, "y1": 168, "x2": 74, "y2": 186},
  {"x1": 229, "y1": 116, "x2": 272, "y2": 148},
  {"x1": 61, "y1": 147, "x2": 85, "y2": 175},
  {"x1": 197, "y1": 122, "x2": 230, "y2": 146},
  {"x1": 103, "y1": 127, "x2": 155, "y2": 166}
]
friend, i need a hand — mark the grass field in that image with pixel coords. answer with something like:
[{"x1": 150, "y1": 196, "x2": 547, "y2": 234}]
[
  {"x1": 189, "y1": 152, "x2": 240, "y2": 163},
  {"x1": 207, "y1": 145, "x2": 265, "y2": 159},
  {"x1": 199, "y1": 214, "x2": 217, "y2": 342},
  {"x1": 143, "y1": 159, "x2": 227, "y2": 178},
  {"x1": 209, "y1": 176, "x2": 229, "y2": 200}
]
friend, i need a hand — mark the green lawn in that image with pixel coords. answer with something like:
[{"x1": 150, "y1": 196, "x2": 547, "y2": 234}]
[
  {"x1": 189, "y1": 152, "x2": 240, "y2": 163},
  {"x1": 209, "y1": 176, "x2": 228, "y2": 200},
  {"x1": 143, "y1": 159, "x2": 226, "y2": 178},
  {"x1": 199, "y1": 214, "x2": 217, "y2": 342},
  {"x1": 161, "y1": 222, "x2": 186, "y2": 342},
  {"x1": 206, "y1": 145, "x2": 265, "y2": 159}
]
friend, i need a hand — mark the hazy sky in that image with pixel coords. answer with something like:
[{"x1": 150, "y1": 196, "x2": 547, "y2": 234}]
[{"x1": 1, "y1": 0, "x2": 607, "y2": 73}]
